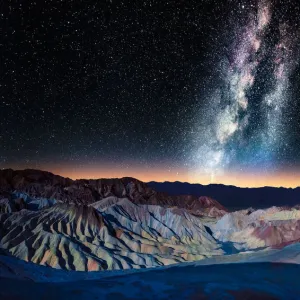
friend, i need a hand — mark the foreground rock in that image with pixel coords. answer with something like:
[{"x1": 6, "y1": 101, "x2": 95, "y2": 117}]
[{"x1": 1, "y1": 255, "x2": 300, "y2": 299}]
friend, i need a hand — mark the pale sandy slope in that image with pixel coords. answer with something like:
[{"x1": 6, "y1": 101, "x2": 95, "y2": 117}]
[{"x1": 212, "y1": 207, "x2": 300, "y2": 250}]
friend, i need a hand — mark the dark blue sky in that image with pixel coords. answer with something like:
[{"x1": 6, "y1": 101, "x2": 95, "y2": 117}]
[{"x1": 1, "y1": 0, "x2": 300, "y2": 186}]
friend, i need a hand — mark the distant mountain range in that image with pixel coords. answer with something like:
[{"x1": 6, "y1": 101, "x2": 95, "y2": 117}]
[
  {"x1": 1, "y1": 168, "x2": 300, "y2": 209},
  {"x1": 148, "y1": 181, "x2": 300, "y2": 209},
  {"x1": 0, "y1": 169, "x2": 227, "y2": 217}
]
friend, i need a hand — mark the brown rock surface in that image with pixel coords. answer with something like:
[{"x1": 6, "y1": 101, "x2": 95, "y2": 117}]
[{"x1": 0, "y1": 169, "x2": 227, "y2": 217}]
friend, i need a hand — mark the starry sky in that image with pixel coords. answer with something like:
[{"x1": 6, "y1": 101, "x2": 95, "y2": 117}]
[{"x1": 1, "y1": 0, "x2": 300, "y2": 187}]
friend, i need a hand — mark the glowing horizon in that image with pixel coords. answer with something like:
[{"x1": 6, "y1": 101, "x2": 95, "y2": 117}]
[{"x1": 4, "y1": 162, "x2": 300, "y2": 188}]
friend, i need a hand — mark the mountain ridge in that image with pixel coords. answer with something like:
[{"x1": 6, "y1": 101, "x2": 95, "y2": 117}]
[
  {"x1": 148, "y1": 180, "x2": 299, "y2": 190},
  {"x1": 0, "y1": 168, "x2": 227, "y2": 217},
  {"x1": 148, "y1": 181, "x2": 300, "y2": 208}
]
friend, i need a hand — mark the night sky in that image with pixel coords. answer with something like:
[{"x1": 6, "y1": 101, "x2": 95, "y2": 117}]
[{"x1": 1, "y1": 0, "x2": 300, "y2": 187}]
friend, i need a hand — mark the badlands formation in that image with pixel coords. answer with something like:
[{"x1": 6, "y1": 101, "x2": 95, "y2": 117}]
[
  {"x1": 1, "y1": 169, "x2": 300, "y2": 298},
  {"x1": 1, "y1": 169, "x2": 300, "y2": 271}
]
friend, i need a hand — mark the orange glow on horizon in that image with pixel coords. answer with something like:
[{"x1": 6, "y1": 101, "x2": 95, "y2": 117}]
[
  {"x1": 10, "y1": 163, "x2": 298, "y2": 188},
  {"x1": 5, "y1": 162, "x2": 300, "y2": 188}
]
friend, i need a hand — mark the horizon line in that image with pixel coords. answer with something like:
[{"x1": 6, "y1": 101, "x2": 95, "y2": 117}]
[{"x1": 1, "y1": 167, "x2": 299, "y2": 189}]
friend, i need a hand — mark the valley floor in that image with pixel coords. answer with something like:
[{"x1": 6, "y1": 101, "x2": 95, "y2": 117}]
[
  {"x1": 1, "y1": 261, "x2": 300, "y2": 299},
  {"x1": 2, "y1": 244, "x2": 300, "y2": 299}
]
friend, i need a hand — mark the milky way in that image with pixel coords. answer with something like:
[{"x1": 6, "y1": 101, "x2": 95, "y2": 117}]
[{"x1": 190, "y1": 0, "x2": 300, "y2": 182}]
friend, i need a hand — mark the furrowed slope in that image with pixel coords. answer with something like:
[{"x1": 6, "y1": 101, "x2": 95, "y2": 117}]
[
  {"x1": 0, "y1": 200, "x2": 223, "y2": 271},
  {"x1": 212, "y1": 207, "x2": 300, "y2": 250}
]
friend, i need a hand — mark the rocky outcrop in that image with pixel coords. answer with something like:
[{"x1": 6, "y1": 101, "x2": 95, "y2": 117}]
[
  {"x1": 212, "y1": 206, "x2": 300, "y2": 250},
  {"x1": 0, "y1": 199, "x2": 223, "y2": 271},
  {"x1": 0, "y1": 197, "x2": 27, "y2": 213},
  {"x1": 0, "y1": 169, "x2": 230, "y2": 272},
  {"x1": 0, "y1": 169, "x2": 227, "y2": 217}
]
